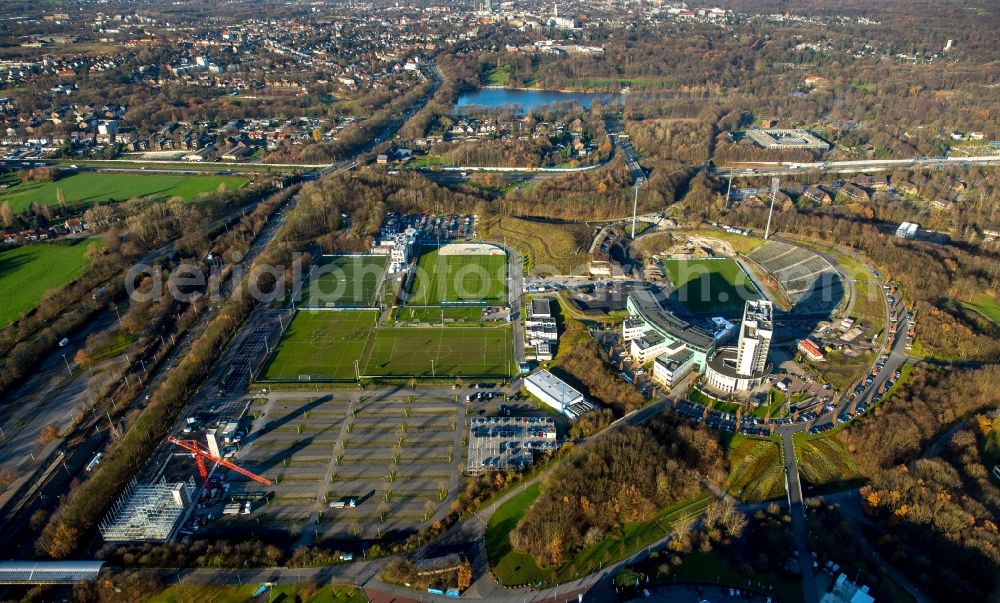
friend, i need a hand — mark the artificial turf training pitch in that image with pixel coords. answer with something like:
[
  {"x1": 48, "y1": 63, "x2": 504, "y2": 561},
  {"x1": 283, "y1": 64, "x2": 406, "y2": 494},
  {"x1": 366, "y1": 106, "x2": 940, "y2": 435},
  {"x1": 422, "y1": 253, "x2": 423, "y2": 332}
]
[
  {"x1": 260, "y1": 310, "x2": 378, "y2": 381},
  {"x1": 259, "y1": 310, "x2": 512, "y2": 381},
  {"x1": 362, "y1": 326, "x2": 512, "y2": 378},
  {"x1": 407, "y1": 247, "x2": 506, "y2": 305},
  {"x1": 662, "y1": 258, "x2": 760, "y2": 315},
  {"x1": 299, "y1": 255, "x2": 387, "y2": 308}
]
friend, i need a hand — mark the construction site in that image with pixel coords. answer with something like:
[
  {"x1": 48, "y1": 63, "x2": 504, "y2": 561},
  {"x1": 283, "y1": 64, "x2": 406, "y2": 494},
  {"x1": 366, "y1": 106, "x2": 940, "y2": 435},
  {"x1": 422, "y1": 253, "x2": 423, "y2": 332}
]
[{"x1": 123, "y1": 390, "x2": 471, "y2": 548}]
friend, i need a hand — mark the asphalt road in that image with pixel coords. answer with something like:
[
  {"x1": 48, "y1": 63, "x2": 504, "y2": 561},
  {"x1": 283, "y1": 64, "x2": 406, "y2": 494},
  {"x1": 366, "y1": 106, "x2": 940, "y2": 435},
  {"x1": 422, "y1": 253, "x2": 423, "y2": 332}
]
[
  {"x1": 776, "y1": 427, "x2": 818, "y2": 603},
  {"x1": 711, "y1": 154, "x2": 1000, "y2": 177}
]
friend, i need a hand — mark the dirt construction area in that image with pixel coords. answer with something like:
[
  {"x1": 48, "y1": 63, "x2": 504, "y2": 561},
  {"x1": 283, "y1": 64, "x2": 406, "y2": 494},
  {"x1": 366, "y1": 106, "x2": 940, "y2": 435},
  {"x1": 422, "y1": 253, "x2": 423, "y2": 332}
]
[{"x1": 221, "y1": 393, "x2": 466, "y2": 542}]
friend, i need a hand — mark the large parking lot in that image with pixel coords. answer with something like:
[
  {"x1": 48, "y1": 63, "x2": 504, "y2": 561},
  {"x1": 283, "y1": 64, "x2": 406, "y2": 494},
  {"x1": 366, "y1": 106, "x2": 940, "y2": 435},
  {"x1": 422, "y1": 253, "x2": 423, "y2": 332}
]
[
  {"x1": 212, "y1": 393, "x2": 466, "y2": 542},
  {"x1": 382, "y1": 212, "x2": 477, "y2": 242}
]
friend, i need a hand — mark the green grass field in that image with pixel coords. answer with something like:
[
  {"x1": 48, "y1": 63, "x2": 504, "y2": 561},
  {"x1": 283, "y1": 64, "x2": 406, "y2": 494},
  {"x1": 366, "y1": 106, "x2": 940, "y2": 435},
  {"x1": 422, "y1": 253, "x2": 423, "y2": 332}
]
[
  {"x1": 663, "y1": 258, "x2": 759, "y2": 315},
  {"x1": 960, "y1": 293, "x2": 1000, "y2": 326},
  {"x1": 391, "y1": 306, "x2": 483, "y2": 324},
  {"x1": 485, "y1": 65, "x2": 512, "y2": 85},
  {"x1": 0, "y1": 172, "x2": 250, "y2": 213},
  {"x1": 0, "y1": 239, "x2": 96, "y2": 327},
  {"x1": 362, "y1": 326, "x2": 511, "y2": 377},
  {"x1": 793, "y1": 433, "x2": 861, "y2": 488},
  {"x1": 486, "y1": 483, "x2": 546, "y2": 585},
  {"x1": 260, "y1": 310, "x2": 378, "y2": 381},
  {"x1": 300, "y1": 255, "x2": 387, "y2": 308},
  {"x1": 150, "y1": 583, "x2": 365, "y2": 603},
  {"x1": 487, "y1": 483, "x2": 711, "y2": 586},
  {"x1": 407, "y1": 247, "x2": 507, "y2": 305},
  {"x1": 724, "y1": 434, "x2": 785, "y2": 502}
]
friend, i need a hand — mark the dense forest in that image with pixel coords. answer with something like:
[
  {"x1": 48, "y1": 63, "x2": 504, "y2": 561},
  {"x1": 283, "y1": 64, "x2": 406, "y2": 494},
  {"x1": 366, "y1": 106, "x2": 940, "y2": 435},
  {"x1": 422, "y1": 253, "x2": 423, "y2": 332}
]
[
  {"x1": 840, "y1": 365, "x2": 1000, "y2": 474},
  {"x1": 836, "y1": 365, "x2": 1000, "y2": 602},
  {"x1": 511, "y1": 417, "x2": 724, "y2": 566}
]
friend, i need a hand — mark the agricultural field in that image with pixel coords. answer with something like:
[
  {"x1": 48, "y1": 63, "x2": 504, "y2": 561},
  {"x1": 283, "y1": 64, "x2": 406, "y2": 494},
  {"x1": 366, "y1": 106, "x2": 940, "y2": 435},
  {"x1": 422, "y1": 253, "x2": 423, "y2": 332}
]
[
  {"x1": 225, "y1": 395, "x2": 463, "y2": 541},
  {"x1": 0, "y1": 239, "x2": 97, "y2": 327},
  {"x1": 362, "y1": 326, "x2": 512, "y2": 378},
  {"x1": 259, "y1": 310, "x2": 377, "y2": 381},
  {"x1": 478, "y1": 215, "x2": 591, "y2": 275},
  {"x1": 0, "y1": 172, "x2": 250, "y2": 213},
  {"x1": 407, "y1": 246, "x2": 506, "y2": 306},
  {"x1": 299, "y1": 255, "x2": 387, "y2": 308},
  {"x1": 663, "y1": 258, "x2": 760, "y2": 315}
]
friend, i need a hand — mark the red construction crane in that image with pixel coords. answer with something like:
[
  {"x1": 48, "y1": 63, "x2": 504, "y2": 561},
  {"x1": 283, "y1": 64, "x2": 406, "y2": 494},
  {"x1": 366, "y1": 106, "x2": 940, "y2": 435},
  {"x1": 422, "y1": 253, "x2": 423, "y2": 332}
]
[{"x1": 167, "y1": 436, "x2": 272, "y2": 486}]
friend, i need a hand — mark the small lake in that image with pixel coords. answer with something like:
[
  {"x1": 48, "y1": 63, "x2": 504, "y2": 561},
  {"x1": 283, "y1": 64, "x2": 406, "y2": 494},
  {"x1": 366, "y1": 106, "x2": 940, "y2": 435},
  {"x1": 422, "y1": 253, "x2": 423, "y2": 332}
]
[{"x1": 455, "y1": 88, "x2": 624, "y2": 113}]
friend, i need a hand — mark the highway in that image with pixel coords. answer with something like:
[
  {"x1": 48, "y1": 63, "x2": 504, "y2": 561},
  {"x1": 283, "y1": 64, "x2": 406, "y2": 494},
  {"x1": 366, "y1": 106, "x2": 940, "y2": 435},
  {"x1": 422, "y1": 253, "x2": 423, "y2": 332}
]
[
  {"x1": 606, "y1": 120, "x2": 646, "y2": 185},
  {"x1": 712, "y1": 153, "x2": 1000, "y2": 177}
]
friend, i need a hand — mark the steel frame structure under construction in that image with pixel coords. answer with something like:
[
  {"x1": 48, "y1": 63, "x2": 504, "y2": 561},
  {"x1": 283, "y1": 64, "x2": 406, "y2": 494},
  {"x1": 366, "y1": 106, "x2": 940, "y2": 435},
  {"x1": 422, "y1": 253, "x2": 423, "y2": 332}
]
[{"x1": 98, "y1": 477, "x2": 194, "y2": 543}]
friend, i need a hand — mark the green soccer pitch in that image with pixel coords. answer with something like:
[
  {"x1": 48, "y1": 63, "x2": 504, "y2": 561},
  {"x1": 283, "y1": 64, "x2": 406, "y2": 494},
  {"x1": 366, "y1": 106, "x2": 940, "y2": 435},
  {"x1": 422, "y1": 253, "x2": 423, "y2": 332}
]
[
  {"x1": 407, "y1": 247, "x2": 506, "y2": 306},
  {"x1": 662, "y1": 258, "x2": 760, "y2": 315},
  {"x1": 362, "y1": 326, "x2": 512, "y2": 378},
  {"x1": 299, "y1": 255, "x2": 387, "y2": 308},
  {"x1": 259, "y1": 310, "x2": 378, "y2": 381}
]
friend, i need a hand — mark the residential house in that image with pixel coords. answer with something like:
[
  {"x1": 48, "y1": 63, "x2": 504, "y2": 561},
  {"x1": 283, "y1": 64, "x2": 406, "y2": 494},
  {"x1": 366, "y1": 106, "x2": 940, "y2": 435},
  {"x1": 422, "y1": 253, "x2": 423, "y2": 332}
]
[
  {"x1": 841, "y1": 183, "x2": 870, "y2": 203},
  {"x1": 851, "y1": 174, "x2": 888, "y2": 191},
  {"x1": 803, "y1": 185, "x2": 832, "y2": 205},
  {"x1": 64, "y1": 218, "x2": 85, "y2": 232},
  {"x1": 931, "y1": 197, "x2": 953, "y2": 210}
]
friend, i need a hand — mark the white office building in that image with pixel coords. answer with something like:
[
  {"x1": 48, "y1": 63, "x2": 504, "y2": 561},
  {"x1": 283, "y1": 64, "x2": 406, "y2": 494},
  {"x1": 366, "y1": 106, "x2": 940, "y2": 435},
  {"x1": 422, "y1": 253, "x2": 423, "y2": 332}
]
[
  {"x1": 652, "y1": 344, "x2": 697, "y2": 388},
  {"x1": 736, "y1": 300, "x2": 773, "y2": 376},
  {"x1": 705, "y1": 300, "x2": 773, "y2": 394},
  {"x1": 630, "y1": 333, "x2": 673, "y2": 364}
]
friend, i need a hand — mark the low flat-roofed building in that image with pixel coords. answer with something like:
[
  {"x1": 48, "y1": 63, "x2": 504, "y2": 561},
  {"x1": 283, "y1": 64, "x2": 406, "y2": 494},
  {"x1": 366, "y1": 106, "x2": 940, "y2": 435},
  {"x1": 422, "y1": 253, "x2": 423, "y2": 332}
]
[
  {"x1": 530, "y1": 297, "x2": 552, "y2": 318},
  {"x1": 819, "y1": 573, "x2": 875, "y2": 603},
  {"x1": 535, "y1": 341, "x2": 554, "y2": 361},
  {"x1": 895, "y1": 222, "x2": 919, "y2": 239},
  {"x1": 709, "y1": 316, "x2": 737, "y2": 344},
  {"x1": 746, "y1": 128, "x2": 830, "y2": 151},
  {"x1": 653, "y1": 346, "x2": 697, "y2": 388},
  {"x1": 704, "y1": 347, "x2": 770, "y2": 394},
  {"x1": 524, "y1": 369, "x2": 583, "y2": 415}
]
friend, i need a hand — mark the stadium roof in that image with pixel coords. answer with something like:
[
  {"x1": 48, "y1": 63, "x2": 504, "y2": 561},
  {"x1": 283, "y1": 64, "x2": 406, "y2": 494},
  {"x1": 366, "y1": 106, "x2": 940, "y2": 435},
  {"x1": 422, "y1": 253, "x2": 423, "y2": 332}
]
[
  {"x1": 627, "y1": 289, "x2": 716, "y2": 351},
  {"x1": 0, "y1": 561, "x2": 105, "y2": 584}
]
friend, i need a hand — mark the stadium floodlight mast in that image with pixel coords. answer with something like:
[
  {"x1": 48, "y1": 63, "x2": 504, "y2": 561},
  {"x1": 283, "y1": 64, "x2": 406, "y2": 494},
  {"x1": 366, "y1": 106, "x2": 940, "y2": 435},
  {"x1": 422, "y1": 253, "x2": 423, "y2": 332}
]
[
  {"x1": 764, "y1": 177, "x2": 779, "y2": 240},
  {"x1": 725, "y1": 174, "x2": 734, "y2": 209}
]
